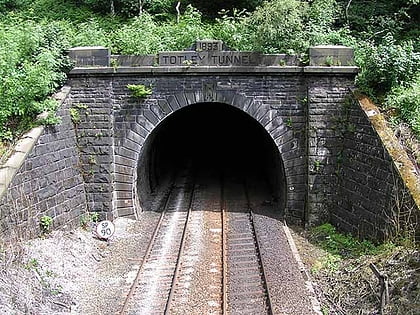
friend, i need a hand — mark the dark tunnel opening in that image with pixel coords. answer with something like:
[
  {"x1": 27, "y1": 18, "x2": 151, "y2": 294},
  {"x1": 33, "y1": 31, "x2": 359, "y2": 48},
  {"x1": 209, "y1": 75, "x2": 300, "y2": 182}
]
[{"x1": 137, "y1": 102, "x2": 286, "y2": 215}]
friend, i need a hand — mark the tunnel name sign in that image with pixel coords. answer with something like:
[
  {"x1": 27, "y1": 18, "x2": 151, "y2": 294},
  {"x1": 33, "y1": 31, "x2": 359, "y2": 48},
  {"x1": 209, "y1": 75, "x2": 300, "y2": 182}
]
[{"x1": 159, "y1": 40, "x2": 260, "y2": 66}]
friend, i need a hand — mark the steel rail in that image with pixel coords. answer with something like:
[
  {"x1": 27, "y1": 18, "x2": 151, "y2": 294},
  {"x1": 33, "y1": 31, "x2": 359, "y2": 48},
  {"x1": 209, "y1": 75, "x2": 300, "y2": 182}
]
[
  {"x1": 243, "y1": 179, "x2": 274, "y2": 315},
  {"x1": 221, "y1": 171, "x2": 228, "y2": 315},
  {"x1": 164, "y1": 177, "x2": 196, "y2": 314},
  {"x1": 119, "y1": 182, "x2": 175, "y2": 315}
]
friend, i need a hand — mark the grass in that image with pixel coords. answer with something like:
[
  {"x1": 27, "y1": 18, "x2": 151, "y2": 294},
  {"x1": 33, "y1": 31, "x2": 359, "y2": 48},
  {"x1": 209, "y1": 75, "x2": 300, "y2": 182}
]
[
  {"x1": 308, "y1": 223, "x2": 399, "y2": 273},
  {"x1": 309, "y1": 223, "x2": 381, "y2": 258},
  {"x1": 302, "y1": 223, "x2": 419, "y2": 313}
]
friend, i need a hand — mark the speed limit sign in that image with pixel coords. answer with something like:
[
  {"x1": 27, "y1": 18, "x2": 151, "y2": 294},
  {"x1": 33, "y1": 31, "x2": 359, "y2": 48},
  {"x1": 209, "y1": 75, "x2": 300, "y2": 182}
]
[{"x1": 96, "y1": 220, "x2": 115, "y2": 239}]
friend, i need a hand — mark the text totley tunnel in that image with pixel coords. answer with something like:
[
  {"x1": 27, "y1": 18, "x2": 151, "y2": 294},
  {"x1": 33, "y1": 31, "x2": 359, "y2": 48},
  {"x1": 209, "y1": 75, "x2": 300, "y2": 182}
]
[{"x1": 136, "y1": 102, "x2": 287, "y2": 216}]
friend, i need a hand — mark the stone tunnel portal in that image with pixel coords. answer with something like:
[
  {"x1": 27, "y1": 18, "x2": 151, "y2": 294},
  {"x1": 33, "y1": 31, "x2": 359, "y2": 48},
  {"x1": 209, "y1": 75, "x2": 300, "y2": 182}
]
[{"x1": 136, "y1": 102, "x2": 286, "y2": 215}]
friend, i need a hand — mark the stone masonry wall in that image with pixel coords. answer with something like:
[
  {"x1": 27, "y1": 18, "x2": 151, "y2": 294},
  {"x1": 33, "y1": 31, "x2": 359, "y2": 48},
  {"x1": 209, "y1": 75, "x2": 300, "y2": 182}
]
[
  {"x1": 3, "y1": 69, "x2": 412, "y2": 242},
  {"x1": 67, "y1": 71, "x2": 359, "y2": 226},
  {"x1": 111, "y1": 74, "x2": 308, "y2": 222},
  {"x1": 67, "y1": 77, "x2": 114, "y2": 220},
  {"x1": 3, "y1": 43, "x2": 415, "y2": 242},
  {"x1": 0, "y1": 87, "x2": 87, "y2": 242},
  {"x1": 306, "y1": 75, "x2": 357, "y2": 225},
  {"x1": 67, "y1": 73, "x2": 310, "y2": 223},
  {"x1": 332, "y1": 94, "x2": 419, "y2": 240}
]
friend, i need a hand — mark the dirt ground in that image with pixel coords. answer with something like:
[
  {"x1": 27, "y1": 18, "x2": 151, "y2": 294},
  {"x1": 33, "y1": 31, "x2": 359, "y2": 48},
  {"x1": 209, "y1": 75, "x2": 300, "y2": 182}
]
[
  {"x1": 0, "y1": 216, "x2": 159, "y2": 315},
  {"x1": 290, "y1": 227, "x2": 420, "y2": 315},
  {"x1": 0, "y1": 217, "x2": 418, "y2": 315}
]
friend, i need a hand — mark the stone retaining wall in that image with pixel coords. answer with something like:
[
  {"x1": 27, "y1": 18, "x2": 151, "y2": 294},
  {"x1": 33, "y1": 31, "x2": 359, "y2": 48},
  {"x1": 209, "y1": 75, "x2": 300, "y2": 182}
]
[
  {"x1": 332, "y1": 94, "x2": 419, "y2": 240},
  {"x1": 0, "y1": 87, "x2": 87, "y2": 242}
]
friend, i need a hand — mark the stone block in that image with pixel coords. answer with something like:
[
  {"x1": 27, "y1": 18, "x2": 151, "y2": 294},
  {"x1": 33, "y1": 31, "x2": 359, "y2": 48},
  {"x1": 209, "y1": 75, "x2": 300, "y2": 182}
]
[
  {"x1": 68, "y1": 47, "x2": 110, "y2": 67},
  {"x1": 309, "y1": 46, "x2": 354, "y2": 66},
  {"x1": 113, "y1": 54, "x2": 156, "y2": 67}
]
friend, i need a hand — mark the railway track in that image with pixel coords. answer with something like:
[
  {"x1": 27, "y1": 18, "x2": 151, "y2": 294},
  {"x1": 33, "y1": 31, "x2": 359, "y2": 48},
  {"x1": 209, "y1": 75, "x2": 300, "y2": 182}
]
[
  {"x1": 222, "y1": 173, "x2": 273, "y2": 315},
  {"x1": 120, "y1": 169, "x2": 196, "y2": 315},
  {"x1": 120, "y1": 168, "x2": 274, "y2": 314}
]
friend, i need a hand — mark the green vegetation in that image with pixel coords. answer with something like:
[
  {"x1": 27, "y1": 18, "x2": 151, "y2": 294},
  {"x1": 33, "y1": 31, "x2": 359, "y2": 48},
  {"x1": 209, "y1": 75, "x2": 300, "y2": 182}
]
[
  {"x1": 386, "y1": 75, "x2": 420, "y2": 135},
  {"x1": 39, "y1": 215, "x2": 53, "y2": 234},
  {"x1": 69, "y1": 104, "x2": 88, "y2": 124},
  {"x1": 80, "y1": 211, "x2": 100, "y2": 229},
  {"x1": 311, "y1": 223, "x2": 381, "y2": 258},
  {"x1": 23, "y1": 256, "x2": 63, "y2": 295},
  {"x1": 306, "y1": 223, "x2": 419, "y2": 313},
  {"x1": 24, "y1": 257, "x2": 40, "y2": 270},
  {"x1": 127, "y1": 84, "x2": 152, "y2": 98},
  {"x1": 0, "y1": 0, "x2": 418, "y2": 144},
  {"x1": 309, "y1": 223, "x2": 397, "y2": 273}
]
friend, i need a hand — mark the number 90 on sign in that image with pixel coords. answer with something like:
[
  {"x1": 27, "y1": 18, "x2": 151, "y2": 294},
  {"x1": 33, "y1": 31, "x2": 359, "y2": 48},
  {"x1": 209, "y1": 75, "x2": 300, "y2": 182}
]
[{"x1": 96, "y1": 220, "x2": 115, "y2": 239}]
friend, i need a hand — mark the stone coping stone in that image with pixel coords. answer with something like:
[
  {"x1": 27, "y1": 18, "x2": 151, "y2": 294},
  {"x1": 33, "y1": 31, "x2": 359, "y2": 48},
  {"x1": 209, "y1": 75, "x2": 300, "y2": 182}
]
[
  {"x1": 309, "y1": 46, "x2": 354, "y2": 66},
  {"x1": 112, "y1": 53, "x2": 300, "y2": 67},
  {"x1": 0, "y1": 86, "x2": 71, "y2": 201},
  {"x1": 69, "y1": 42, "x2": 355, "y2": 68},
  {"x1": 68, "y1": 46, "x2": 110, "y2": 67},
  {"x1": 69, "y1": 65, "x2": 358, "y2": 76}
]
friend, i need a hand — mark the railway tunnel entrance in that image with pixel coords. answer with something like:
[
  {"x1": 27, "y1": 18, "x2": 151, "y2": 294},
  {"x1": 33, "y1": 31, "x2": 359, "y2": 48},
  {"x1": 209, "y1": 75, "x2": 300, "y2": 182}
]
[{"x1": 136, "y1": 102, "x2": 286, "y2": 216}]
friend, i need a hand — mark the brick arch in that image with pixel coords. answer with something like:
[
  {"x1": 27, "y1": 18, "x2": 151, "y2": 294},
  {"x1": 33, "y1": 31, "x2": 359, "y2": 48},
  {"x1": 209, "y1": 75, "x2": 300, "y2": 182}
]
[{"x1": 114, "y1": 90, "x2": 304, "y2": 223}]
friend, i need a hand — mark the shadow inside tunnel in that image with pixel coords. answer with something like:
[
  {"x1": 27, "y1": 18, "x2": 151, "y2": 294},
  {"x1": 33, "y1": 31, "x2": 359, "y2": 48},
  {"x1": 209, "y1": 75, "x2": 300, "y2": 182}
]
[{"x1": 137, "y1": 102, "x2": 286, "y2": 221}]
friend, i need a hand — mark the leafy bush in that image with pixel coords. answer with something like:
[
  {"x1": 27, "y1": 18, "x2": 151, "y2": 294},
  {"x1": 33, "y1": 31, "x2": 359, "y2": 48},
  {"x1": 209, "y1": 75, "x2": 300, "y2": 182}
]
[
  {"x1": 159, "y1": 5, "x2": 213, "y2": 51},
  {"x1": 20, "y1": 0, "x2": 98, "y2": 22},
  {"x1": 212, "y1": 9, "x2": 252, "y2": 51},
  {"x1": 0, "y1": 0, "x2": 25, "y2": 12},
  {"x1": 39, "y1": 215, "x2": 53, "y2": 234},
  {"x1": 67, "y1": 19, "x2": 111, "y2": 48},
  {"x1": 245, "y1": 0, "x2": 308, "y2": 53},
  {"x1": 111, "y1": 13, "x2": 163, "y2": 54},
  {"x1": 0, "y1": 19, "x2": 71, "y2": 141},
  {"x1": 127, "y1": 84, "x2": 152, "y2": 99},
  {"x1": 356, "y1": 35, "x2": 420, "y2": 100},
  {"x1": 112, "y1": 6, "x2": 213, "y2": 54},
  {"x1": 386, "y1": 76, "x2": 420, "y2": 135}
]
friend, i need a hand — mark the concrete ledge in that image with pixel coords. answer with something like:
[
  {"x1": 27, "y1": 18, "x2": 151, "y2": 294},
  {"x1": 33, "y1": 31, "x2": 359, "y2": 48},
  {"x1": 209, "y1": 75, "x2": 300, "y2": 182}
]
[
  {"x1": 69, "y1": 65, "x2": 358, "y2": 76},
  {"x1": 0, "y1": 86, "x2": 71, "y2": 201}
]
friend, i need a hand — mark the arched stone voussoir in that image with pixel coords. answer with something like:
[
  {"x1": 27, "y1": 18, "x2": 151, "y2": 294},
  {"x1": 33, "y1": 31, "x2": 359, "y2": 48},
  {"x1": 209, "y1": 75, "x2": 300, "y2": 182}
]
[
  {"x1": 167, "y1": 95, "x2": 181, "y2": 111},
  {"x1": 126, "y1": 129, "x2": 145, "y2": 147},
  {"x1": 194, "y1": 91, "x2": 204, "y2": 103},
  {"x1": 183, "y1": 92, "x2": 198, "y2": 106},
  {"x1": 265, "y1": 116, "x2": 284, "y2": 132},
  {"x1": 214, "y1": 91, "x2": 236, "y2": 105},
  {"x1": 142, "y1": 108, "x2": 160, "y2": 126},
  {"x1": 246, "y1": 100, "x2": 263, "y2": 120},
  {"x1": 157, "y1": 99, "x2": 174, "y2": 115},
  {"x1": 255, "y1": 104, "x2": 271, "y2": 123},
  {"x1": 136, "y1": 115, "x2": 155, "y2": 132},
  {"x1": 225, "y1": 93, "x2": 251, "y2": 111}
]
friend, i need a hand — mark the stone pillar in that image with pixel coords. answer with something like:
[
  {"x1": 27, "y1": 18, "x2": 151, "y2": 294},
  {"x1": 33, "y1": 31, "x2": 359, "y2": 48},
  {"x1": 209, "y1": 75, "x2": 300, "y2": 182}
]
[{"x1": 305, "y1": 46, "x2": 358, "y2": 225}]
